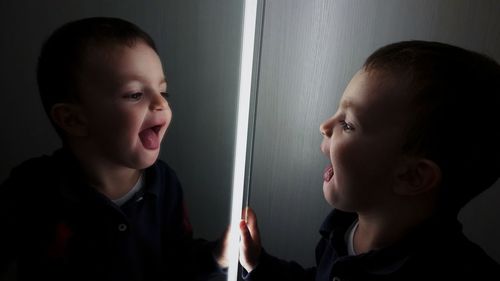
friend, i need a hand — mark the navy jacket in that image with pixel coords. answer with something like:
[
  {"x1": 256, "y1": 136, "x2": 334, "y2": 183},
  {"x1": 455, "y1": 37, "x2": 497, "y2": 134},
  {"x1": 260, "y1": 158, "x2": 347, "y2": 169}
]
[
  {"x1": 245, "y1": 209, "x2": 500, "y2": 281},
  {"x1": 0, "y1": 148, "x2": 221, "y2": 281}
]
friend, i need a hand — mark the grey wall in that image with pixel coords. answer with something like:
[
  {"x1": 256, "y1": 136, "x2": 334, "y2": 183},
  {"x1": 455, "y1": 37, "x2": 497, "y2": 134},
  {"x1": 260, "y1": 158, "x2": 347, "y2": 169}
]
[
  {"x1": 249, "y1": 0, "x2": 500, "y2": 267},
  {"x1": 0, "y1": 0, "x2": 241, "y2": 249}
]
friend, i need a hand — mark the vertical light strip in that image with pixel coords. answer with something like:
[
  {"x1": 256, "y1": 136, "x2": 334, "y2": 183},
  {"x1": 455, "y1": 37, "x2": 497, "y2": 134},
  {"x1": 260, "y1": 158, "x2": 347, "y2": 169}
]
[{"x1": 228, "y1": 0, "x2": 258, "y2": 280}]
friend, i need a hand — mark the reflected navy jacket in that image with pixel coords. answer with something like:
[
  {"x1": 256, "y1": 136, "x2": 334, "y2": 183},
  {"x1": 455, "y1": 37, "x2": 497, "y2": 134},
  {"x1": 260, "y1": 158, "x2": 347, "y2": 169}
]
[
  {"x1": 0, "y1": 148, "x2": 220, "y2": 281},
  {"x1": 245, "y1": 209, "x2": 500, "y2": 281}
]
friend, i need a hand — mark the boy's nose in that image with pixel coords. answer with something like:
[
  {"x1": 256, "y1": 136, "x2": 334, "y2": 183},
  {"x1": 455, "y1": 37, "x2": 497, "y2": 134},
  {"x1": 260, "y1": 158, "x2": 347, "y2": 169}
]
[
  {"x1": 319, "y1": 119, "x2": 333, "y2": 138},
  {"x1": 150, "y1": 93, "x2": 168, "y2": 111}
]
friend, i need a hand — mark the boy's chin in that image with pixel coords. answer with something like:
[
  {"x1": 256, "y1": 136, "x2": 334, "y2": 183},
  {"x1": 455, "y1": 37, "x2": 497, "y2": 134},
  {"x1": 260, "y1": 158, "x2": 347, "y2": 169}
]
[
  {"x1": 323, "y1": 184, "x2": 336, "y2": 206},
  {"x1": 323, "y1": 182, "x2": 346, "y2": 210},
  {"x1": 133, "y1": 151, "x2": 160, "y2": 169}
]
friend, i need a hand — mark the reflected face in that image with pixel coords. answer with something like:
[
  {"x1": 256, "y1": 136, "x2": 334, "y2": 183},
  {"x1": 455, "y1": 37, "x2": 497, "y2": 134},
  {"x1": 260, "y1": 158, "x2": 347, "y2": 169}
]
[
  {"x1": 77, "y1": 41, "x2": 171, "y2": 169},
  {"x1": 319, "y1": 70, "x2": 411, "y2": 213}
]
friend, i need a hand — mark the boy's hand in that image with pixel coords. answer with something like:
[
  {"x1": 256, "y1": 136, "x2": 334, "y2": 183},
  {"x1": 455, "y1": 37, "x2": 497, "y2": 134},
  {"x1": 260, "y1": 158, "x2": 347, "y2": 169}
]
[
  {"x1": 239, "y1": 207, "x2": 262, "y2": 272},
  {"x1": 213, "y1": 225, "x2": 230, "y2": 269}
]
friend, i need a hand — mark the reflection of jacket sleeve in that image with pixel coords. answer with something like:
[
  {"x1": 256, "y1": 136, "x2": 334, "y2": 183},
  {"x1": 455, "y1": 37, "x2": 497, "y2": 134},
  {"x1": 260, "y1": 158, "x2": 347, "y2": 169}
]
[
  {"x1": 243, "y1": 249, "x2": 316, "y2": 281},
  {"x1": 163, "y1": 199, "x2": 225, "y2": 281},
  {"x1": 158, "y1": 163, "x2": 225, "y2": 281}
]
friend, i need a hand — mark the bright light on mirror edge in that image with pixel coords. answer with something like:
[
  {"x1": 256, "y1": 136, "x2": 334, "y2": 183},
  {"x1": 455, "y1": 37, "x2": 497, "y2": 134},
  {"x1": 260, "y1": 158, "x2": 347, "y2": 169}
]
[{"x1": 228, "y1": 0, "x2": 259, "y2": 280}]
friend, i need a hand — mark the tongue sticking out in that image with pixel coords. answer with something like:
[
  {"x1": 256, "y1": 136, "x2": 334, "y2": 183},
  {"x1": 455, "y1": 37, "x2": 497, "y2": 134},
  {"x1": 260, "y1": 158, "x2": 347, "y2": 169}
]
[
  {"x1": 323, "y1": 164, "x2": 334, "y2": 182},
  {"x1": 139, "y1": 127, "x2": 160, "y2": 150}
]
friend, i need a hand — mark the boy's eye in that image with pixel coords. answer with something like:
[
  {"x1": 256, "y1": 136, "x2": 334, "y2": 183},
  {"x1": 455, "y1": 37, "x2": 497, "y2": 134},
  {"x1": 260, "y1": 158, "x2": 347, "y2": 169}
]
[
  {"x1": 161, "y1": 92, "x2": 170, "y2": 99},
  {"x1": 124, "y1": 92, "x2": 143, "y2": 100},
  {"x1": 340, "y1": 121, "x2": 354, "y2": 131}
]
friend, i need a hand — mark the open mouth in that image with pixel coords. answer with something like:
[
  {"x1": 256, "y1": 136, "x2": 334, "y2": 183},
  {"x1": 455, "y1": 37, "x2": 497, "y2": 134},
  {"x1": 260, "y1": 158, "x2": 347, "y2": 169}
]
[
  {"x1": 151, "y1": 125, "x2": 162, "y2": 134},
  {"x1": 139, "y1": 124, "x2": 163, "y2": 150},
  {"x1": 323, "y1": 164, "x2": 334, "y2": 182}
]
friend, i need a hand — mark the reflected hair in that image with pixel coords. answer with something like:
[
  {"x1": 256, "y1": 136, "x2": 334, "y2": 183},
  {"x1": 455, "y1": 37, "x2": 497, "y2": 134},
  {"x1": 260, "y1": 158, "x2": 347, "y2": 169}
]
[
  {"x1": 364, "y1": 40, "x2": 500, "y2": 215},
  {"x1": 37, "y1": 17, "x2": 157, "y2": 138}
]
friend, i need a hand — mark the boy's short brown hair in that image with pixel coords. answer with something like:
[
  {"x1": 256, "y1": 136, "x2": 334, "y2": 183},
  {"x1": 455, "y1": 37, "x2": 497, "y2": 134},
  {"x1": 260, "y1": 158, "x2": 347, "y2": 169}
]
[
  {"x1": 37, "y1": 17, "x2": 157, "y2": 138},
  {"x1": 364, "y1": 40, "x2": 500, "y2": 215}
]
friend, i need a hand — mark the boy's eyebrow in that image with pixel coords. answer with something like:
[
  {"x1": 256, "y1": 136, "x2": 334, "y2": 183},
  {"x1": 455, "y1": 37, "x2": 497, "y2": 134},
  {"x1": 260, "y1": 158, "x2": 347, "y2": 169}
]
[{"x1": 119, "y1": 75, "x2": 167, "y2": 86}]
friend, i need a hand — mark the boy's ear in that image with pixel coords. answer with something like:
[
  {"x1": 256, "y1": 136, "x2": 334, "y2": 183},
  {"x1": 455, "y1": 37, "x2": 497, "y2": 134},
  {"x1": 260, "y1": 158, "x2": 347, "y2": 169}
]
[
  {"x1": 394, "y1": 157, "x2": 441, "y2": 196},
  {"x1": 50, "y1": 103, "x2": 89, "y2": 137}
]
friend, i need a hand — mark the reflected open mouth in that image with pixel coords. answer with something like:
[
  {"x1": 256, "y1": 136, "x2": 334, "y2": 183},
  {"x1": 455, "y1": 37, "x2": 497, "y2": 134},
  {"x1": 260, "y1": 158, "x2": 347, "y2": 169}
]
[{"x1": 139, "y1": 124, "x2": 163, "y2": 150}]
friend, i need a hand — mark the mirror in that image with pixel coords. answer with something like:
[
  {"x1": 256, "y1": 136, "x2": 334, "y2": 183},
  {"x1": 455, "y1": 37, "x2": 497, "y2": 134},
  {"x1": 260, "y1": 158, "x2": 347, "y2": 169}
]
[
  {"x1": 245, "y1": 0, "x2": 500, "y2": 273},
  {"x1": 0, "y1": 1, "x2": 243, "y2": 281}
]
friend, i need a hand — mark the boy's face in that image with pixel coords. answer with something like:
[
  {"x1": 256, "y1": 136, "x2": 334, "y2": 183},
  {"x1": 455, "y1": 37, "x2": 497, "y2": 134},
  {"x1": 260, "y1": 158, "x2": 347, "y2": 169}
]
[
  {"x1": 320, "y1": 70, "x2": 413, "y2": 213},
  {"x1": 76, "y1": 41, "x2": 171, "y2": 169}
]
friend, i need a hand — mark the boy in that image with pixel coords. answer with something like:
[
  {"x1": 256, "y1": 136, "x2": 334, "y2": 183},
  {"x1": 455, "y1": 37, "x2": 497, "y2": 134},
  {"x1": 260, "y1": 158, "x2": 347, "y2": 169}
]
[
  {"x1": 0, "y1": 17, "x2": 226, "y2": 280},
  {"x1": 239, "y1": 41, "x2": 500, "y2": 280}
]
